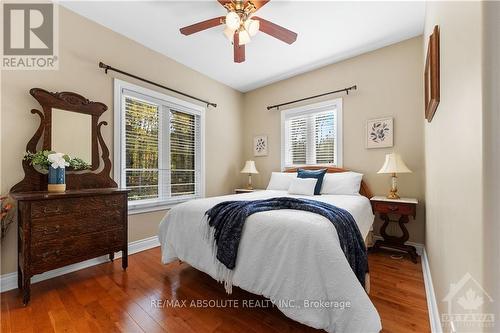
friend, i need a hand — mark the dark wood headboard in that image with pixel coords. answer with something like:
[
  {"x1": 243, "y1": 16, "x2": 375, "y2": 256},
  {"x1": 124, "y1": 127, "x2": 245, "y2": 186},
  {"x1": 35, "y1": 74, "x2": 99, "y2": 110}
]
[{"x1": 283, "y1": 166, "x2": 373, "y2": 199}]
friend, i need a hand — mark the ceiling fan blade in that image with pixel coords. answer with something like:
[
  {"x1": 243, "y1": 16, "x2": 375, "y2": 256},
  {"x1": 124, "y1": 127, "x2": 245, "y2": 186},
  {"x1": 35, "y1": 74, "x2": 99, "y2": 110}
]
[
  {"x1": 217, "y1": 0, "x2": 233, "y2": 8},
  {"x1": 251, "y1": 0, "x2": 270, "y2": 11},
  {"x1": 252, "y1": 16, "x2": 297, "y2": 44},
  {"x1": 180, "y1": 16, "x2": 224, "y2": 35},
  {"x1": 233, "y1": 32, "x2": 245, "y2": 63}
]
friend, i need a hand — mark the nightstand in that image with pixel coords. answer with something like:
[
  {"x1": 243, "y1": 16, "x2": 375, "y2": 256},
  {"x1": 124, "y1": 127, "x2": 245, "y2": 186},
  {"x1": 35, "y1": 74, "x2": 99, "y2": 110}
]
[
  {"x1": 370, "y1": 196, "x2": 419, "y2": 263},
  {"x1": 234, "y1": 188, "x2": 263, "y2": 194}
]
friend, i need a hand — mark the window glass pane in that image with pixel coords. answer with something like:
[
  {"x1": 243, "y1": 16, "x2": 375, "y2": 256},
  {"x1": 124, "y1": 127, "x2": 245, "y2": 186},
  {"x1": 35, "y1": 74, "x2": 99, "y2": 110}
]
[
  {"x1": 289, "y1": 117, "x2": 307, "y2": 165},
  {"x1": 170, "y1": 110, "x2": 196, "y2": 196},
  {"x1": 315, "y1": 111, "x2": 335, "y2": 164},
  {"x1": 125, "y1": 170, "x2": 159, "y2": 201},
  {"x1": 124, "y1": 97, "x2": 159, "y2": 201}
]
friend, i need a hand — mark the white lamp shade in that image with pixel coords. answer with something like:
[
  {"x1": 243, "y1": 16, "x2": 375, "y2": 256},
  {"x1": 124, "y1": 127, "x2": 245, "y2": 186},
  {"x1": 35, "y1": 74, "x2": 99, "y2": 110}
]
[
  {"x1": 223, "y1": 27, "x2": 234, "y2": 41},
  {"x1": 225, "y1": 12, "x2": 241, "y2": 30},
  {"x1": 377, "y1": 153, "x2": 412, "y2": 174},
  {"x1": 244, "y1": 19, "x2": 260, "y2": 36},
  {"x1": 238, "y1": 29, "x2": 251, "y2": 45},
  {"x1": 241, "y1": 160, "x2": 259, "y2": 174}
]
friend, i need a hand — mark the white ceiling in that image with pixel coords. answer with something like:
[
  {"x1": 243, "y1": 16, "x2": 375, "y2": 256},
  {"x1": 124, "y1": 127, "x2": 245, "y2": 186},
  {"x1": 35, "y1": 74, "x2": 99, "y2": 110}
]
[{"x1": 61, "y1": 1, "x2": 426, "y2": 92}]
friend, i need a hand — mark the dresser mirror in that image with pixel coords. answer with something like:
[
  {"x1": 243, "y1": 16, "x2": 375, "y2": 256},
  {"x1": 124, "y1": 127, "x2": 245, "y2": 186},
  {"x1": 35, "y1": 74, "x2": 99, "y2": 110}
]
[
  {"x1": 10, "y1": 88, "x2": 117, "y2": 192},
  {"x1": 51, "y1": 108, "x2": 93, "y2": 165},
  {"x1": 36, "y1": 89, "x2": 104, "y2": 172}
]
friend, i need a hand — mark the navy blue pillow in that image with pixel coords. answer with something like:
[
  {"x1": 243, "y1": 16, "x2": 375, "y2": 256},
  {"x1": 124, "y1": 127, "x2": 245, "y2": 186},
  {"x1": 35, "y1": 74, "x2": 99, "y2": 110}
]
[{"x1": 297, "y1": 169, "x2": 327, "y2": 195}]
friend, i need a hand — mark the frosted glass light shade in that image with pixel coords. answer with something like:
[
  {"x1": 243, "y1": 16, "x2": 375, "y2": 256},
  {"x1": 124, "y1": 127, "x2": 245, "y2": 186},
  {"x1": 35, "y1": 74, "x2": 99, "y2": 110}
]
[
  {"x1": 241, "y1": 160, "x2": 259, "y2": 174},
  {"x1": 238, "y1": 29, "x2": 251, "y2": 45},
  {"x1": 225, "y1": 12, "x2": 241, "y2": 30},
  {"x1": 244, "y1": 19, "x2": 260, "y2": 36},
  {"x1": 377, "y1": 153, "x2": 412, "y2": 174},
  {"x1": 223, "y1": 27, "x2": 234, "y2": 41}
]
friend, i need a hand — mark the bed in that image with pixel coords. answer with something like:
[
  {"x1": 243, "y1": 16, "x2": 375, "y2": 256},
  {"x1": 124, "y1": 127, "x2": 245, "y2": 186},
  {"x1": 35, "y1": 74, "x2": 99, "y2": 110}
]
[{"x1": 158, "y1": 167, "x2": 382, "y2": 333}]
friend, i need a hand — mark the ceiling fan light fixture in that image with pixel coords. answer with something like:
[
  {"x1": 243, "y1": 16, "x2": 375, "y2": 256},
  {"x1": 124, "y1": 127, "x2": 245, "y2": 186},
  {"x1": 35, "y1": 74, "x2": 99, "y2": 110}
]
[
  {"x1": 244, "y1": 19, "x2": 260, "y2": 37},
  {"x1": 238, "y1": 29, "x2": 251, "y2": 45},
  {"x1": 225, "y1": 11, "x2": 241, "y2": 30},
  {"x1": 223, "y1": 26, "x2": 235, "y2": 41},
  {"x1": 179, "y1": 0, "x2": 298, "y2": 63}
]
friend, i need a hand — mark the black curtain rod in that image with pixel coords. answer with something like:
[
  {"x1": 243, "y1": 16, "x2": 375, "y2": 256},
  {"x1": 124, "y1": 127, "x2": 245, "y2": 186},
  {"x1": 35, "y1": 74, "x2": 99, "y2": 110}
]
[
  {"x1": 98, "y1": 62, "x2": 217, "y2": 108},
  {"x1": 267, "y1": 85, "x2": 357, "y2": 110}
]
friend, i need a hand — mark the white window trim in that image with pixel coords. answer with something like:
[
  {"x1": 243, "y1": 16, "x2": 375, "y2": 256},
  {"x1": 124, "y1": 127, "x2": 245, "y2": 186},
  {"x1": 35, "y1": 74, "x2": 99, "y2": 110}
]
[
  {"x1": 280, "y1": 98, "x2": 343, "y2": 170},
  {"x1": 113, "y1": 79, "x2": 206, "y2": 213}
]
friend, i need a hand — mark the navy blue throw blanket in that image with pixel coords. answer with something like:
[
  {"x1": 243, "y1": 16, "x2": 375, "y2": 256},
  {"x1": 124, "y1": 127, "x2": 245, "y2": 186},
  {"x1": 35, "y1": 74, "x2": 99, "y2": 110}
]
[{"x1": 205, "y1": 197, "x2": 368, "y2": 287}]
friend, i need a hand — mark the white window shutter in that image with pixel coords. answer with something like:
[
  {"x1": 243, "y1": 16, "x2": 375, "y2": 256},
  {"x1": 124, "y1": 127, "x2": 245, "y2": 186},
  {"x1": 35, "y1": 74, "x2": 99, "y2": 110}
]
[
  {"x1": 314, "y1": 111, "x2": 336, "y2": 165},
  {"x1": 169, "y1": 109, "x2": 200, "y2": 197},
  {"x1": 288, "y1": 116, "x2": 307, "y2": 165},
  {"x1": 124, "y1": 96, "x2": 160, "y2": 201}
]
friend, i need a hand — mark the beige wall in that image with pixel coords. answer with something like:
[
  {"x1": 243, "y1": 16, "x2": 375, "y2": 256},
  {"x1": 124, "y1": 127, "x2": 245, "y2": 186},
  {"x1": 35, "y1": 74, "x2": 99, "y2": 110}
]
[
  {"x1": 241, "y1": 37, "x2": 425, "y2": 243},
  {"x1": 0, "y1": 7, "x2": 244, "y2": 275},
  {"x1": 424, "y1": 2, "x2": 485, "y2": 330}
]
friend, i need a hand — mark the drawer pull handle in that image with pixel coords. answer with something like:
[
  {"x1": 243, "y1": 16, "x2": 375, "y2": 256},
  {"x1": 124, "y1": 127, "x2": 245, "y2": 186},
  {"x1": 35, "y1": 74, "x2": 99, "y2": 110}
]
[
  {"x1": 43, "y1": 207, "x2": 61, "y2": 214},
  {"x1": 41, "y1": 250, "x2": 60, "y2": 259},
  {"x1": 43, "y1": 225, "x2": 60, "y2": 235},
  {"x1": 388, "y1": 205, "x2": 399, "y2": 211}
]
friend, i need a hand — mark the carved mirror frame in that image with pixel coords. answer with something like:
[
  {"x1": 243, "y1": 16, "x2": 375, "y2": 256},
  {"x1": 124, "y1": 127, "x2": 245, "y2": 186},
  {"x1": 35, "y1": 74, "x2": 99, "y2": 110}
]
[{"x1": 11, "y1": 88, "x2": 117, "y2": 192}]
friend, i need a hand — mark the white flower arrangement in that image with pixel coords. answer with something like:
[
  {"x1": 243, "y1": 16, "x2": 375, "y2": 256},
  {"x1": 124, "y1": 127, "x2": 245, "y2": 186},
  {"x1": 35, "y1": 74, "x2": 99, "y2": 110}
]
[{"x1": 47, "y1": 152, "x2": 70, "y2": 169}]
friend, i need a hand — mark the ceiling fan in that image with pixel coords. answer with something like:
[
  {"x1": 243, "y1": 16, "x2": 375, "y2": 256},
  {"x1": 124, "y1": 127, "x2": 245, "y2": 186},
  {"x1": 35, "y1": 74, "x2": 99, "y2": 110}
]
[{"x1": 179, "y1": 0, "x2": 298, "y2": 63}]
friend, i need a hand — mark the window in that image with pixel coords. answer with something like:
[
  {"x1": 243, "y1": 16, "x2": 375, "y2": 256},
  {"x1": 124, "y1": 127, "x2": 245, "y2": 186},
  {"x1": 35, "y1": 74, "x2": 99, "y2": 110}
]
[
  {"x1": 281, "y1": 99, "x2": 342, "y2": 168},
  {"x1": 114, "y1": 80, "x2": 205, "y2": 212}
]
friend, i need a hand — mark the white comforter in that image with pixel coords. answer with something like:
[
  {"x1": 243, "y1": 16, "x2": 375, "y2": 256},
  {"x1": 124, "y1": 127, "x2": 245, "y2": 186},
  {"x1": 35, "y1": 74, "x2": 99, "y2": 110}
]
[{"x1": 158, "y1": 190, "x2": 381, "y2": 333}]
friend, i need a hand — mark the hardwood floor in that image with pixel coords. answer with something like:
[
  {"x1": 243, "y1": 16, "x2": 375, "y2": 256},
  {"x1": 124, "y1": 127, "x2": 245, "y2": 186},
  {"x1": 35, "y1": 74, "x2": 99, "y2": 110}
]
[
  {"x1": 1, "y1": 248, "x2": 430, "y2": 333},
  {"x1": 368, "y1": 252, "x2": 430, "y2": 333}
]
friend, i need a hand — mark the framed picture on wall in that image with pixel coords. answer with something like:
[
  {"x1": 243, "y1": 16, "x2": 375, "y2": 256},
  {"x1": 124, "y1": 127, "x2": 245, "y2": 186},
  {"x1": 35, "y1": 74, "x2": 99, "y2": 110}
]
[
  {"x1": 425, "y1": 25, "x2": 440, "y2": 122},
  {"x1": 253, "y1": 135, "x2": 268, "y2": 156},
  {"x1": 366, "y1": 117, "x2": 393, "y2": 149}
]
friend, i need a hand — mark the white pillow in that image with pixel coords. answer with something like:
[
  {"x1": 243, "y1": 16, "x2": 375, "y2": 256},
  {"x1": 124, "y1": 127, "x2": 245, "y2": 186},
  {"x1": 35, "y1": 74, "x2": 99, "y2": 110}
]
[
  {"x1": 288, "y1": 178, "x2": 317, "y2": 196},
  {"x1": 320, "y1": 172, "x2": 363, "y2": 195},
  {"x1": 266, "y1": 172, "x2": 297, "y2": 191}
]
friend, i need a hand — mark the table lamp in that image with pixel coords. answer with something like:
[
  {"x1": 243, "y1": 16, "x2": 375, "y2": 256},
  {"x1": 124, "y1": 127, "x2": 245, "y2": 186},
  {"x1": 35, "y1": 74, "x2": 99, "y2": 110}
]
[
  {"x1": 241, "y1": 160, "x2": 259, "y2": 190},
  {"x1": 377, "y1": 153, "x2": 412, "y2": 199}
]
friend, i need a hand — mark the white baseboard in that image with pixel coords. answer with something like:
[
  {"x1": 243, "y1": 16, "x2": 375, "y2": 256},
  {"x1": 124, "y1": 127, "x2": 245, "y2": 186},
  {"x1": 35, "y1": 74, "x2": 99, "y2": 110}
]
[
  {"x1": 421, "y1": 248, "x2": 442, "y2": 333},
  {"x1": 0, "y1": 235, "x2": 160, "y2": 293}
]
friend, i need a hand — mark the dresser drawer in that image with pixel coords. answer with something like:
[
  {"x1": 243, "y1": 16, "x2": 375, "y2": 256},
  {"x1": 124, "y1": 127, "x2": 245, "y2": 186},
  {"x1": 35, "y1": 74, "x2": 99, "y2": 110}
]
[
  {"x1": 31, "y1": 195, "x2": 124, "y2": 219},
  {"x1": 31, "y1": 209, "x2": 123, "y2": 243},
  {"x1": 373, "y1": 201, "x2": 416, "y2": 216},
  {"x1": 31, "y1": 228, "x2": 124, "y2": 273}
]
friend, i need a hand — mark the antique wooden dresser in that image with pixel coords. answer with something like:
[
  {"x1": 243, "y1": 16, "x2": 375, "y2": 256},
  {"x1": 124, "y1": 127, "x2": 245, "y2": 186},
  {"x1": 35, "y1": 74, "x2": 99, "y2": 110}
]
[
  {"x1": 10, "y1": 88, "x2": 129, "y2": 305},
  {"x1": 11, "y1": 189, "x2": 128, "y2": 304}
]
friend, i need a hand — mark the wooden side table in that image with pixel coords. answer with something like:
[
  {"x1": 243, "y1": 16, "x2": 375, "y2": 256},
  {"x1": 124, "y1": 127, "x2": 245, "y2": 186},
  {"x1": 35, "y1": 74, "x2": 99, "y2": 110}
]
[{"x1": 370, "y1": 196, "x2": 419, "y2": 263}]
